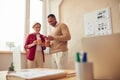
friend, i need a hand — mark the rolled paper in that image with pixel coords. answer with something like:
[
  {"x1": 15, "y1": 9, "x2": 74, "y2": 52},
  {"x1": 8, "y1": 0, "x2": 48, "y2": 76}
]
[
  {"x1": 12, "y1": 46, "x2": 21, "y2": 72},
  {"x1": 44, "y1": 47, "x2": 51, "y2": 54}
]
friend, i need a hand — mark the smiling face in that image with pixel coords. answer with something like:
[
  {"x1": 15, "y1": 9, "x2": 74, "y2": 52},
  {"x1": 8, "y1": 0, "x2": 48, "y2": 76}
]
[
  {"x1": 33, "y1": 23, "x2": 41, "y2": 34},
  {"x1": 48, "y1": 16, "x2": 57, "y2": 27}
]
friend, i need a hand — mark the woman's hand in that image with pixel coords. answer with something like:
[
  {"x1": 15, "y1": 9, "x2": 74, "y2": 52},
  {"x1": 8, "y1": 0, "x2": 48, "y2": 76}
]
[
  {"x1": 28, "y1": 40, "x2": 37, "y2": 48},
  {"x1": 33, "y1": 40, "x2": 37, "y2": 45}
]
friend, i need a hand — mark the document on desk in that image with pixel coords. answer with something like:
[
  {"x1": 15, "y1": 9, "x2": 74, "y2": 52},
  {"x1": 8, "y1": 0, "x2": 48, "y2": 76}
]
[{"x1": 6, "y1": 69, "x2": 67, "y2": 80}]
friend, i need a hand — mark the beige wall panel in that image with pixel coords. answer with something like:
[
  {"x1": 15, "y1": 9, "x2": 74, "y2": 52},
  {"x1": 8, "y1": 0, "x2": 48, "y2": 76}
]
[{"x1": 81, "y1": 33, "x2": 120, "y2": 79}]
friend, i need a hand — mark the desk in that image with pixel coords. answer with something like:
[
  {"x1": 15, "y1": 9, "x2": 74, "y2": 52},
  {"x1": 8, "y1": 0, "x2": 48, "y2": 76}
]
[{"x1": 0, "y1": 69, "x2": 117, "y2": 80}]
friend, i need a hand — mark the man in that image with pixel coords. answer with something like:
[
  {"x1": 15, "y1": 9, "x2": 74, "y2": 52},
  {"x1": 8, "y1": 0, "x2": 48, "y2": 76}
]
[{"x1": 47, "y1": 14, "x2": 71, "y2": 69}]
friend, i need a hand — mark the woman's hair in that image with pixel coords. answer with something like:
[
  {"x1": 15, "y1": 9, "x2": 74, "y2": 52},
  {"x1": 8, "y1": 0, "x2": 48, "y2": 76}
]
[{"x1": 32, "y1": 22, "x2": 41, "y2": 28}]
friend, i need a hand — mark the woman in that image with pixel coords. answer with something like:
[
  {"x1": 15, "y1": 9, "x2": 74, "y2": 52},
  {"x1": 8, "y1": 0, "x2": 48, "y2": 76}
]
[{"x1": 24, "y1": 22, "x2": 46, "y2": 68}]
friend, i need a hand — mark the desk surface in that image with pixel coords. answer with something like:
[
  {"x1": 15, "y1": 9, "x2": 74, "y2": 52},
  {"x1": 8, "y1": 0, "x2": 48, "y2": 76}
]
[{"x1": 0, "y1": 69, "x2": 118, "y2": 80}]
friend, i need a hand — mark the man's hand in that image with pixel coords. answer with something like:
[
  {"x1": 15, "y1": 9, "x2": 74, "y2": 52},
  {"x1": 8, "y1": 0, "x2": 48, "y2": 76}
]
[{"x1": 47, "y1": 35, "x2": 54, "y2": 41}]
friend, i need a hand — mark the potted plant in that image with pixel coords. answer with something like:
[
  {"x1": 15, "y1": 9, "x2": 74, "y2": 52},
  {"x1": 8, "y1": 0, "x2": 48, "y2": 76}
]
[{"x1": 8, "y1": 62, "x2": 15, "y2": 74}]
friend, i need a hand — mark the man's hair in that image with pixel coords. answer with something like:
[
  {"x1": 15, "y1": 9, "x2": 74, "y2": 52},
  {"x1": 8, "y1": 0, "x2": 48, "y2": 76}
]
[{"x1": 47, "y1": 14, "x2": 56, "y2": 18}]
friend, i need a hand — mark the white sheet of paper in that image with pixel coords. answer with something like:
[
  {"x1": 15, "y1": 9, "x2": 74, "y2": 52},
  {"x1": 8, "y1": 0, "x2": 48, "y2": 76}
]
[{"x1": 44, "y1": 47, "x2": 51, "y2": 54}]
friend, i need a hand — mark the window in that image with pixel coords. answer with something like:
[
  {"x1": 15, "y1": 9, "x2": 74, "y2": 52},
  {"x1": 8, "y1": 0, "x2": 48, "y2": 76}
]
[
  {"x1": 30, "y1": 0, "x2": 43, "y2": 33},
  {"x1": 0, "y1": 0, "x2": 25, "y2": 51},
  {"x1": 0, "y1": 0, "x2": 43, "y2": 51}
]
